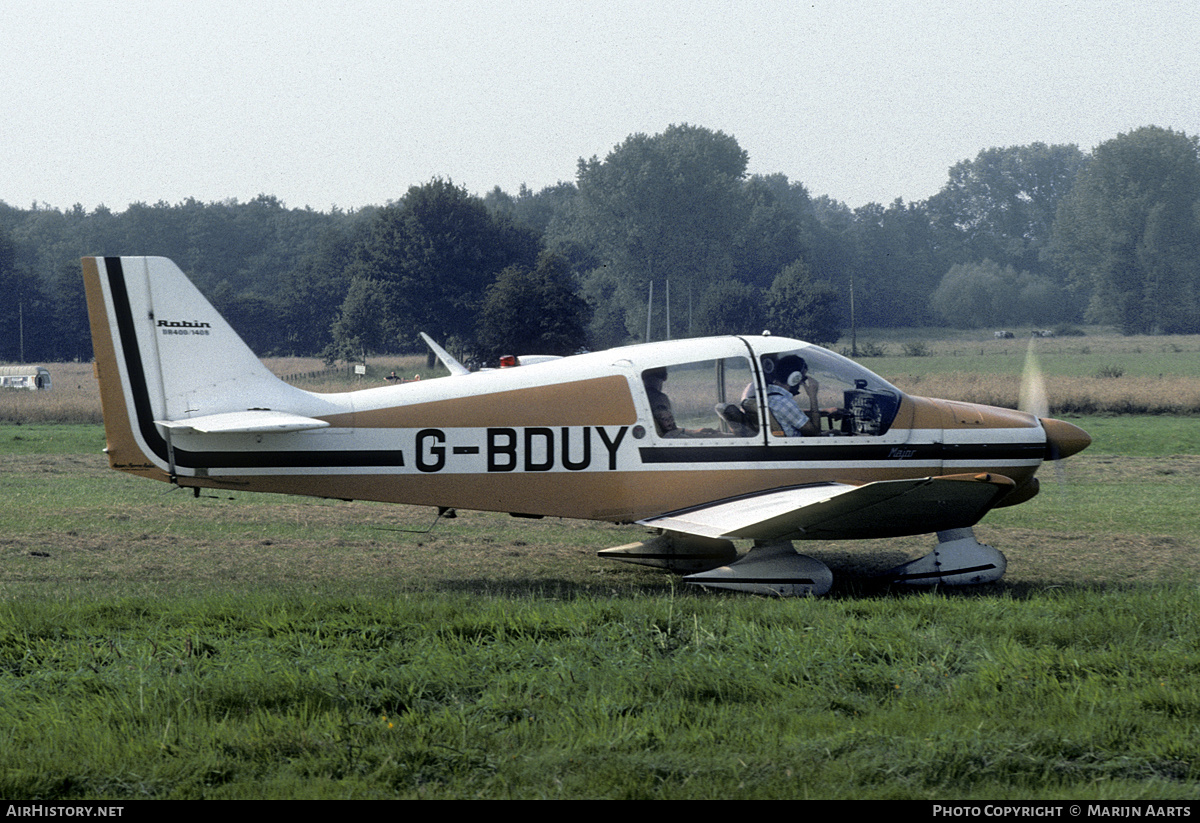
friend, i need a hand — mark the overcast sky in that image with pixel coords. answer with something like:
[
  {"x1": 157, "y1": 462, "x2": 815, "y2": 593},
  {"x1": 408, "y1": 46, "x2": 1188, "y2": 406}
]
[{"x1": 4, "y1": 1, "x2": 1198, "y2": 213}]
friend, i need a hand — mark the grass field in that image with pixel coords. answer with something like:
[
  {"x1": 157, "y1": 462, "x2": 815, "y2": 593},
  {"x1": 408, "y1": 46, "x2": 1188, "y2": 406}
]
[
  {"x1": 2, "y1": 416, "x2": 1200, "y2": 799},
  {"x1": 854, "y1": 331, "x2": 1200, "y2": 415},
  {"x1": 2, "y1": 333, "x2": 1200, "y2": 799}
]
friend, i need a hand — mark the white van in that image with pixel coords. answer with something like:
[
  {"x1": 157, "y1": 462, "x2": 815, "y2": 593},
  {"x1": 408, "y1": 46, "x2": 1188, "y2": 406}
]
[{"x1": 0, "y1": 365, "x2": 52, "y2": 390}]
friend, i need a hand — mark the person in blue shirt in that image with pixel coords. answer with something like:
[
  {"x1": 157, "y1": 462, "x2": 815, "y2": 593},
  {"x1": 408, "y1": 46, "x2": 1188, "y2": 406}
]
[{"x1": 759, "y1": 354, "x2": 822, "y2": 436}]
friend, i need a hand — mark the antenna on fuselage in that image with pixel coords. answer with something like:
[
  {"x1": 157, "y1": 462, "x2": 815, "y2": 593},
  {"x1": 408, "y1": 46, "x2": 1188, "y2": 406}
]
[{"x1": 419, "y1": 333, "x2": 470, "y2": 376}]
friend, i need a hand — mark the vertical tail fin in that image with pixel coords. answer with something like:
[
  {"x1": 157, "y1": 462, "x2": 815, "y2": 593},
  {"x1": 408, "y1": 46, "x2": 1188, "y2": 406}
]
[{"x1": 81, "y1": 256, "x2": 319, "y2": 479}]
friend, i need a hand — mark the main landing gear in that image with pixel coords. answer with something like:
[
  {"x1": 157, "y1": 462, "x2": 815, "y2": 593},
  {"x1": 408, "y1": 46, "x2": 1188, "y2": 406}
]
[{"x1": 598, "y1": 527, "x2": 1006, "y2": 596}]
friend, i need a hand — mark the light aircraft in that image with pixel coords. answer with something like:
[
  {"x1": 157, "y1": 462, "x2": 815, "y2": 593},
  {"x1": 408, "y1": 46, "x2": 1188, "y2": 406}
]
[{"x1": 81, "y1": 256, "x2": 1090, "y2": 596}]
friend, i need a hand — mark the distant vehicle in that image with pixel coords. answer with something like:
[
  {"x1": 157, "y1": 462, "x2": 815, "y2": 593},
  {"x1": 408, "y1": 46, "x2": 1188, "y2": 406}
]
[
  {"x1": 0, "y1": 365, "x2": 51, "y2": 390},
  {"x1": 81, "y1": 256, "x2": 1090, "y2": 596}
]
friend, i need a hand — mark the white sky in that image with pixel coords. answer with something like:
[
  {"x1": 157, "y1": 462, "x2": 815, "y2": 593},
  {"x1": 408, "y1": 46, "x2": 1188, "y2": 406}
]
[{"x1": 4, "y1": 0, "x2": 1198, "y2": 213}]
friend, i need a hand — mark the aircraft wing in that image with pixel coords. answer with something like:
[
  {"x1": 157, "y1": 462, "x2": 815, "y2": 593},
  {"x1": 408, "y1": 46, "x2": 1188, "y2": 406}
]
[
  {"x1": 155, "y1": 410, "x2": 331, "y2": 435},
  {"x1": 638, "y1": 473, "x2": 1016, "y2": 542}
]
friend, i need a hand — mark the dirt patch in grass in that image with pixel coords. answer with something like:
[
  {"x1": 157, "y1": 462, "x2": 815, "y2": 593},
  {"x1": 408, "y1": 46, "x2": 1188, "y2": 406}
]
[{"x1": 4, "y1": 449, "x2": 1197, "y2": 600}]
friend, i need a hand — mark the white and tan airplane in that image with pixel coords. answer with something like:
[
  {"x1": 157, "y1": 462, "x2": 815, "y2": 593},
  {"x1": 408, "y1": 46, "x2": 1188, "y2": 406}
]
[{"x1": 81, "y1": 256, "x2": 1090, "y2": 596}]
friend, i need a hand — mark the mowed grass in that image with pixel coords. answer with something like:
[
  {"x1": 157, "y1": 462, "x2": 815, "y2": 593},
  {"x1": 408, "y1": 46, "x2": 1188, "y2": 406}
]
[
  {"x1": 3, "y1": 331, "x2": 1200, "y2": 799},
  {"x1": 3, "y1": 416, "x2": 1200, "y2": 799},
  {"x1": 4, "y1": 586, "x2": 1200, "y2": 800}
]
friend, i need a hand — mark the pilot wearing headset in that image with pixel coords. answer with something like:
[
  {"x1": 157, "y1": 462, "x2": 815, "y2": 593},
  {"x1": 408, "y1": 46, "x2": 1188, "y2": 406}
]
[{"x1": 762, "y1": 354, "x2": 821, "y2": 436}]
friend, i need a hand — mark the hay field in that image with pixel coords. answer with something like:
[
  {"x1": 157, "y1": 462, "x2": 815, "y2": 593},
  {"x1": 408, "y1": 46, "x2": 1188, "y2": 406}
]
[
  {"x1": 0, "y1": 355, "x2": 444, "y2": 425},
  {"x1": 858, "y1": 331, "x2": 1200, "y2": 414},
  {"x1": 7, "y1": 331, "x2": 1200, "y2": 423}
]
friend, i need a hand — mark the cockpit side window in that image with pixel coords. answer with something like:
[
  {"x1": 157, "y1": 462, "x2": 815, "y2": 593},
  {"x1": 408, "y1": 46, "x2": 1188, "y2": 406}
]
[{"x1": 641, "y1": 357, "x2": 755, "y2": 439}]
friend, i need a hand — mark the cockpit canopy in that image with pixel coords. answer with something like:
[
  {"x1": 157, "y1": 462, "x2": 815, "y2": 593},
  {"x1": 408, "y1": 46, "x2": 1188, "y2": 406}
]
[{"x1": 635, "y1": 336, "x2": 902, "y2": 440}]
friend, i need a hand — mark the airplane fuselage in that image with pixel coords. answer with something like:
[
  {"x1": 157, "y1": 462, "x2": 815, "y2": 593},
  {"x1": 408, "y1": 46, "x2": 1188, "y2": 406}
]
[{"x1": 83, "y1": 256, "x2": 1083, "y2": 537}]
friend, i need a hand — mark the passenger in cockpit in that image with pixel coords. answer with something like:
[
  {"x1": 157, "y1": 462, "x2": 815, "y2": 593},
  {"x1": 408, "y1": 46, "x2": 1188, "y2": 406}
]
[{"x1": 643, "y1": 367, "x2": 678, "y2": 436}]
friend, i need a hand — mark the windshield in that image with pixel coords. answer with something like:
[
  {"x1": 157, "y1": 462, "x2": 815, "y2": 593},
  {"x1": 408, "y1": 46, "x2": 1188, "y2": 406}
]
[{"x1": 748, "y1": 341, "x2": 902, "y2": 437}]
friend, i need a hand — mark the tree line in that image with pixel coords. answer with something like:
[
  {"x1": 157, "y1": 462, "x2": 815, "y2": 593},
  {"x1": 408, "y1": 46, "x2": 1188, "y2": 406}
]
[{"x1": 2, "y1": 123, "x2": 1198, "y2": 365}]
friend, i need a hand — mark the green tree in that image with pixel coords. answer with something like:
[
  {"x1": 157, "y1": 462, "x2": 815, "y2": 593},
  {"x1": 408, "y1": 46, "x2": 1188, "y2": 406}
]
[
  {"x1": 692, "y1": 280, "x2": 766, "y2": 336},
  {"x1": 732, "y1": 174, "x2": 818, "y2": 289},
  {"x1": 207, "y1": 281, "x2": 282, "y2": 356},
  {"x1": 334, "y1": 180, "x2": 541, "y2": 355},
  {"x1": 931, "y1": 259, "x2": 1068, "y2": 328},
  {"x1": 928, "y1": 143, "x2": 1085, "y2": 276},
  {"x1": 578, "y1": 265, "x2": 631, "y2": 350},
  {"x1": 277, "y1": 222, "x2": 360, "y2": 356},
  {"x1": 49, "y1": 258, "x2": 92, "y2": 361},
  {"x1": 568, "y1": 124, "x2": 749, "y2": 341},
  {"x1": 476, "y1": 253, "x2": 590, "y2": 361},
  {"x1": 847, "y1": 199, "x2": 946, "y2": 327},
  {"x1": 328, "y1": 276, "x2": 393, "y2": 362},
  {"x1": 765, "y1": 260, "x2": 841, "y2": 345},
  {"x1": 1049, "y1": 126, "x2": 1200, "y2": 333},
  {"x1": 0, "y1": 227, "x2": 53, "y2": 361}
]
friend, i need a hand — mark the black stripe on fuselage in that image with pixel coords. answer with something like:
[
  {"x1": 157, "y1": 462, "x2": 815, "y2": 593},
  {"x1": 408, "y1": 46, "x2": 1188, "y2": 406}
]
[{"x1": 637, "y1": 441, "x2": 1044, "y2": 465}]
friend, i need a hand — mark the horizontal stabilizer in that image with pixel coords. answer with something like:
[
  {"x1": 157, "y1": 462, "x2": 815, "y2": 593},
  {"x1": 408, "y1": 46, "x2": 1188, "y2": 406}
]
[
  {"x1": 640, "y1": 473, "x2": 1016, "y2": 542},
  {"x1": 156, "y1": 410, "x2": 331, "y2": 435}
]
